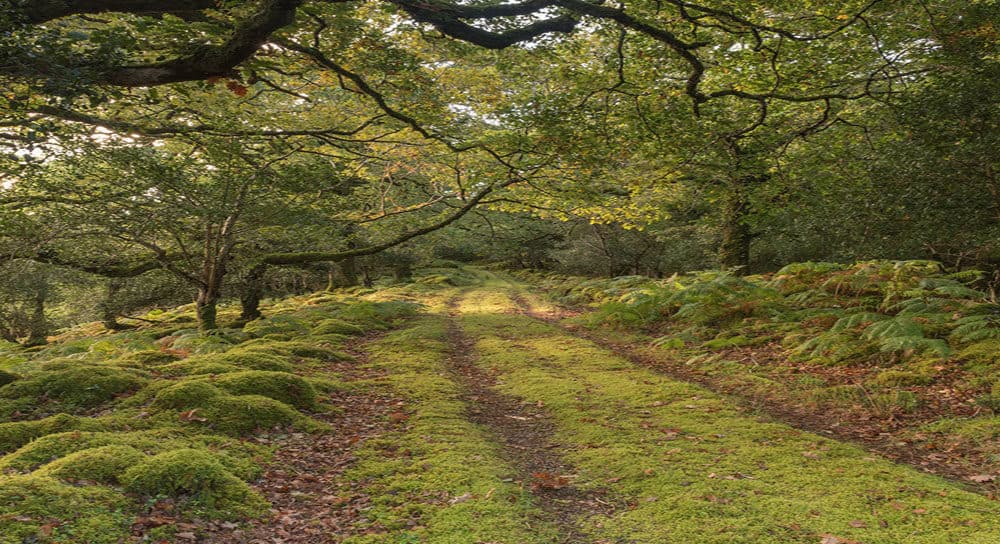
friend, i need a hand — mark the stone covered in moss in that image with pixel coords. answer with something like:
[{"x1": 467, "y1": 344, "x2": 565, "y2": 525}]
[
  {"x1": 0, "y1": 429, "x2": 264, "y2": 478},
  {"x1": 122, "y1": 449, "x2": 268, "y2": 518},
  {"x1": 39, "y1": 444, "x2": 147, "y2": 484},
  {"x1": 311, "y1": 318, "x2": 365, "y2": 336},
  {"x1": 0, "y1": 365, "x2": 147, "y2": 409},
  {"x1": 153, "y1": 381, "x2": 224, "y2": 410},
  {"x1": 199, "y1": 394, "x2": 304, "y2": 435},
  {"x1": 211, "y1": 371, "x2": 317, "y2": 409}
]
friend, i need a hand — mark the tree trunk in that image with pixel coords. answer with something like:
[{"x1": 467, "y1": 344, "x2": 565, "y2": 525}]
[
  {"x1": 239, "y1": 264, "x2": 267, "y2": 321},
  {"x1": 24, "y1": 291, "x2": 48, "y2": 347},
  {"x1": 393, "y1": 261, "x2": 413, "y2": 283},
  {"x1": 718, "y1": 187, "x2": 752, "y2": 275},
  {"x1": 326, "y1": 258, "x2": 359, "y2": 290},
  {"x1": 196, "y1": 285, "x2": 220, "y2": 331},
  {"x1": 99, "y1": 278, "x2": 130, "y2": 331}
]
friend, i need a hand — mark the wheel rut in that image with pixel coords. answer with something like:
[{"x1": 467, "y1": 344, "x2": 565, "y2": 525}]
[{"x1": 445, "y1": 297, "x2": 617, "y2": 544}]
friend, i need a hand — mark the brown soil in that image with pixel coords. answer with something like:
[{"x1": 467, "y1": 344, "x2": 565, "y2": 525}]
[{"x1": 445, "y1": 297, "x2": 619, "y2": 543}]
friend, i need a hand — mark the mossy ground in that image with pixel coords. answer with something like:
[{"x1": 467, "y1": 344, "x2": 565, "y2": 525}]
[
  {"x1": 3, "y1": 266, "x2": 1000, "y2": 542},
  {"x1": 448, "y1": 279, "x2": 1000, "y2": 543},
  {"x1": 515, "y1": 265, "x2": 1000, "y2": 488},
  {"x1": 0, "y1": 288, "x2": 419, "y2": 543}
]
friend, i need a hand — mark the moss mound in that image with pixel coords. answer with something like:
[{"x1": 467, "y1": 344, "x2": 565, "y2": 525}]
[
  {"x1": 39, "y1": 444, "x2": 147, "y2": 485},
  {"x1": 123, "y1": 449, "x2": 267, "y2": 518},
  {"x1": 0, "y1": 413, "x2": 99, "y2": 454},
  {"x1": 116, "y1": 350, "x2": 180, "y2": 367},
  {"x1": 0, "y1": 365, "x2": 147, "y2": 409},
  {"x1": 153, "y1": 381, "x2": 224, "y2": 410},
  {"x1": 0, "y1": 474, "x2": 132, "y2": 543},
  {"x1": 190, "y1": 351, "x2": 294, "y2": 372},
  {"x1": 211, "y1": 370, "x2": 317, "y2": 409},
  {"x1": 312, "y1": 318, "x2": 365, "y2": 336},
  {"x1": 200, "y1": 395, "x2": 304, "y2": 435},
  {"x1": 0, "y1": 429, "x2": 262, "y2": 477},
  {"x1": 158, "y1": 360, "x2": 243, "y2": 377},
  {"x1": 243, "y1": 314, "x2": 309, "y2": 338}
]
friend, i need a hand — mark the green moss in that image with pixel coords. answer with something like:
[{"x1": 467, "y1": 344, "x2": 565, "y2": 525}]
[
  {"x1": 116, "y1": 350, "x2": 180, "y2": 367},
  {"x1": 0, "y1": 429, "x2": 263, "y2": 477},
  {"x1": 960, "y1": 339, "x2": 1000, "y2": 375},
  {"x1": 243, "y1": 314, "x2": 309, "y2": 338},
  {"x1": 0, "y1": 369, "x2": 18, "y2": 386},
  {"x1": 38, "y1": 444, "x2": 147, "y2": 484},
  {"x1": 199, "y1": 394, "x2": 307, "y2": 436},
  {"x1": 210, "y1": 370, "x2": 317, "y2": 410},
  {"x1": 451, "y1": 283, "x2": 1000, "y2": 543},
  {"x1": 344, "y1": 317, "x2": 559, "y2": 543},
  {"x1": 123, "y1": 449, "x2": 268, "y2": 519},
  {"x1": 191, "y1": 351, "x2": 295, "y2": 372},
  {"x1": 0, "y1": 365, "x2": 147, "y2": 409},
  {"x1": 153, "y1": 381, "x2": 224, "y2": 410},
  {"x1": 312, "y1": 318, "x2": 365, "y2": 336},
  {"x1": 0, "y1": 413, "x2": 102, "y2": 453},
  {"x1": 158, "y1": 360, "x2": 242, "y2": 377},
  {"x1": 0, "y1": 474, "x2": 133, "y2": 543},
  {"x1": 872, "y1": 369, "x2": 935, "y2": 387}
]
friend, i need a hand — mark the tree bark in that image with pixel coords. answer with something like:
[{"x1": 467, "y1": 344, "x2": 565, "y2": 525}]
[
  {"x1": 239, "y1": 264, "x2": 268, "y2": 321},
  {"x1": 195, "y1": 287, "x2": 219, "y2": 331},
  {"x1": 718, "y1": 179, "x2": 756, "y2": 275},
  {"x1": 24, "y1": 291, "x2": 48, "y2": 347},
  {"x1": 99, "y1": 278, "x2": 131, "y2": 330}
]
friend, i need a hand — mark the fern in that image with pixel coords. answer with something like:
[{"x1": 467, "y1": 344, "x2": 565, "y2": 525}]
[{"x1": 830, "y1": 312, "x2": 887, "y2": 332}]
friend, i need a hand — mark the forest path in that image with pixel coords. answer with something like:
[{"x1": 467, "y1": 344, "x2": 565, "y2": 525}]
[
  {"x1": 218, "y1": 273, "x2": 1000, "y2": 544},
  {"x1": 365, "y1": 271, "x2": 1000, "y2": 543}
]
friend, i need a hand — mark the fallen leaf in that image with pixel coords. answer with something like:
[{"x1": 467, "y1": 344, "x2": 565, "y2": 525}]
[
  {"x1": 969, "y1": 474, "x2": 995, "y2": 483},
  {"x1": 848, "y1": 520, "x2": 867, "y2": 528}
]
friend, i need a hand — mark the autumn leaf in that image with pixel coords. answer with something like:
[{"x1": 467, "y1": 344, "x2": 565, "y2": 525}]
[
  {"x1": 968, "y1": 474, "x2": 996, "y2": 483},
  {"x1": 226, "y1": 81, "x2": 248, "y2": 97}
]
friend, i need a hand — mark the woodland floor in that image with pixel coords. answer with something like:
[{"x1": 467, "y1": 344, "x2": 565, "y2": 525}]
[{"x1": 208, "y1": 271, "x2": 1000, "y2": 543}]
